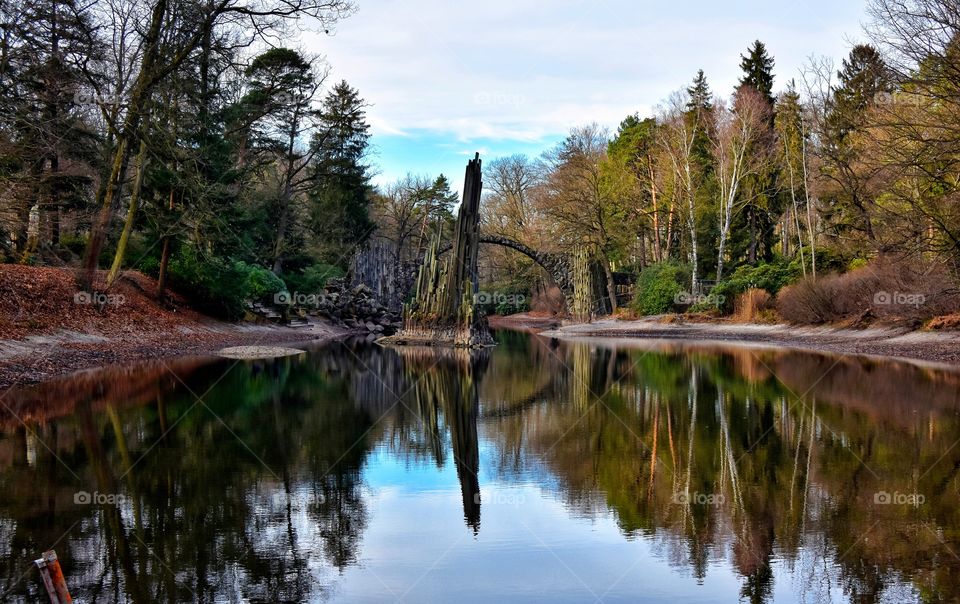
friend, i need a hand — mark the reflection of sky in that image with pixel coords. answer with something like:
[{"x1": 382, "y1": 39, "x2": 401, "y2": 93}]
[{"x1": 332, "y1": 439, "x2": 747, "y2": 602}]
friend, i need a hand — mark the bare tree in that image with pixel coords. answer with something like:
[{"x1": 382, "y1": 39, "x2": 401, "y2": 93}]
[
  {"x1": 539, "y1": 124, "x2": 624, "y2": 312},
  {"x1": 373, "y1": 174, "x2": 433, "y2": 264},
  {"x1": 712, "y1": 87, "x2": 773, "y2": 282},
  {"x1": 658, "y1": 92, "x2": 701, "y2": 293}
]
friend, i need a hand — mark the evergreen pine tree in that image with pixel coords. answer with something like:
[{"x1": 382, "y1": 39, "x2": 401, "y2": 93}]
[
  {"x1": 739, "y1": 40, "x2": 776, "y2": 106},
  {"x1": 309, "y1": 80, "x2": 375, "y2": 264},
  {"x1": 686, "y1": 69, "x2": 714, "y2": 112},
  {"x1": 733, "y1": 41, "x2": 780, "y2": 265},
  {"x1": 684, "y1": 71, "x2": 719, "y2": 277}
]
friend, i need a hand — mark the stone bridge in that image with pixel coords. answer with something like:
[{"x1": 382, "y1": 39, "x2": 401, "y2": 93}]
[{"x1": 439, "y1": 234, "x2": 574, "y2": 304}]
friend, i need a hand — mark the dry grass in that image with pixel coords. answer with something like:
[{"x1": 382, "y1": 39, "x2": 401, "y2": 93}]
[
  {"x1": 776, "y1": 256, "x2": 960, "y2": 325},
  {"x1": 927, "y1": 313, "x2": 960, "y2": 331},
  {"x1": 732, "y1": 288, "x2": 774, "y2": 323}
]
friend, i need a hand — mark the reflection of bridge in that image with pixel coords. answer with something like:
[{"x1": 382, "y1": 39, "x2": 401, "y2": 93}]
[{"x1": 440, "y1": 234, "x2": 574, "y2": 304}]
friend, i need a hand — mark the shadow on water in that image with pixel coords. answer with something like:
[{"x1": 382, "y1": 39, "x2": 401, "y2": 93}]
[{"x1": 1, "y1": 330, "x2": 960, "y2": 601}]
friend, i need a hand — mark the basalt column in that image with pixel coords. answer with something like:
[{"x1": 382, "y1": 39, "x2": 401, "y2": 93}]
[{"x1": 380, "y1": 153, "x2": 494, "y2": 348}]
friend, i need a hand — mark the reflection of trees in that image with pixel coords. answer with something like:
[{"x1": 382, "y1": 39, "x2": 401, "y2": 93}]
[
  {"x1": 483, "y1": 339, "x2": 960, "y2": 602},
  {"x1": 0, "y1": 337, "x2": 495, "y2": 603},
  {"x1": 0, "y1": 353, "x2": 377, "y2": 602},
  {"x1": 4, "y1": 335, "x2": 960, "y2": 600}
]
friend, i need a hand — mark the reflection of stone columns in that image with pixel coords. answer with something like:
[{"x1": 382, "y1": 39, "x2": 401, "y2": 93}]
[
  {"x1": 386, "y1": 346, "x2": 488, "y2": 532},
  {"x1": 450, "y1": 379, "x2": 481, "y2": 533},
  {"x1": 571, "y1": 344, "x2": 591, "y2": 411}
]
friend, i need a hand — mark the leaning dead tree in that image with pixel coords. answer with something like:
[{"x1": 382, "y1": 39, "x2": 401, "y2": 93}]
[{"x1": 380, "y1": 154, "x2": 494, "y2": 348}]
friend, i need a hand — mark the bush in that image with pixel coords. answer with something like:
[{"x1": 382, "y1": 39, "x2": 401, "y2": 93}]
[
  {"x1": 168, "y1": 247, "x2": 287, "y2": 319},
  {"x1": 711, "y1": 261, "x2": 799, "y2": 314},
  {"x1": 236, "y1": 261, "x2": 286, "y2": 302},
  {"x1": 58, "y1": 234, "x2": 87, "y2": 257},
  {"x1": 282, "y1": 263, "x2": 344, "y2": 294},
  {"x1": 776, "y1": 255, "x2": 960, "y2": 325},
  {"x1": 632, "y1": 262, "x2": 690, "y2": 315}
]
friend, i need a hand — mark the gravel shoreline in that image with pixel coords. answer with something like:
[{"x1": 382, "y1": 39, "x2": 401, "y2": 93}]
[
  {"x1": 6, "y1": 313, "x2": 960, "y2": 390},
  {"x1": 537, "y1": 317, "x2": 960, "y2": 369},
  {"x1": 0, "y1": 322, "x2": 349, "y2": 389}
]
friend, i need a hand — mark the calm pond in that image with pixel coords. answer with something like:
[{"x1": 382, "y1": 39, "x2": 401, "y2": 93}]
[{"x1": 2, "y1": 329, "x2": 959, "y2": 602}]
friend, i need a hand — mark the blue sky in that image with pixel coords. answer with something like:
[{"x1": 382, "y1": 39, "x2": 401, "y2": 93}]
[{"x1": 304, "y1": 0, "x2": 869, "y2": 195}]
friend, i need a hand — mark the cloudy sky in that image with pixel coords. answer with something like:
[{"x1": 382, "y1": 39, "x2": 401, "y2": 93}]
[{"x1": 303, "y1": 0, "x2": 869, "y2": 194}]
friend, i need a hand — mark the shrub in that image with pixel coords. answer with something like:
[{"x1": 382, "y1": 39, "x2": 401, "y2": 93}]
[
  {"x1": 632, "y1": 262, "x2": 690, "y2": 315},
  {"x1": 776, "y1": 277, "x2": 838, "y2": 324},
  {"x1": 711, "y1": 261, "x2": 799, "y2": 314},
  {"x1": 236, "y1": 261, "x2": 286, "y2": 302},
  {"x1": 58, "y1": 234, "x2": 87, "y2": 257},
  {"x1": 776, "y1": 255, "x2": 960, "y2": 325},
  {"x1": 168, "y1": 247, "x2": 287, "y2": 319},
  {"x1": 283, "y1": 263, "x2": 344, "y2": 294},
  {"x1": 475, "y1": 284, "x2": 530, "y2": 316}
]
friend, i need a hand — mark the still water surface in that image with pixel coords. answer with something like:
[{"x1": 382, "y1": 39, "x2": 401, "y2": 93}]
[{"x1": 2, "y1": 330, "x2": 960, "y2": 602}]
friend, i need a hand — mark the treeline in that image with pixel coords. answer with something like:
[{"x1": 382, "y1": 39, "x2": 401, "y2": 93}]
[
  {"x1": 6, "y1": 0, "x2": 960, "y2": 324},
  {"x1": 0, "y1": 0, "x2": 379, "y2": 316},
  {"x1": 384, "y1": 0, "x2": 960, "y2": 321}
]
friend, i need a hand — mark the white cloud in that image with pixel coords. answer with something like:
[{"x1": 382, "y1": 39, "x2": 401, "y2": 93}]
[{"x1": 301, "y1": 0, "x2": 868, "y2": 184}]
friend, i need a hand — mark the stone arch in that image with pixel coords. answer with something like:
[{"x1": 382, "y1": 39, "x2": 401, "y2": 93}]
[{"x1": 439, "y1": 234, "x2": 573, "y2": 309}]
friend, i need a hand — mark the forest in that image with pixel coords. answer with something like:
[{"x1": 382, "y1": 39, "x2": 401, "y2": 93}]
[{"x1": 3, "y1": 0, "x2": 960, "y2": 326}]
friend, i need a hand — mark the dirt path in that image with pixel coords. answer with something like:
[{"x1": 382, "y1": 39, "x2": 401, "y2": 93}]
[{"x1": 538, "y1": 317, "x2": 960, "y2": 369}]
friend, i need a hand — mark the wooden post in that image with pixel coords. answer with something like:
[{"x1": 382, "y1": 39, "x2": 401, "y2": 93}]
[{"x1": 34, "y1": 549, "x2": 72, "y2": 603}]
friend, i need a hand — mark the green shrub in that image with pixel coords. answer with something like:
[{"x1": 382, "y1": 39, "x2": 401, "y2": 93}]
[
  {"x1": 847, "y1": 257, "x2": 869, "y2": 271},
  {"x1": 58, "y1": 234, "x2": 87, "y2": 257},
  {"x1": 711, "y1": 261, "x2": 799, "y2": 314},
  {"x1": 632, "y1": 262, "x2": 690, "y2": 315},
  {"x1": 282, "y1": 263, "x2": 344, "y2": 294},
  {"x1": 168, "y1": 247, "x2": 287, "y2": 319},
  {"x1": 237, "y1": 261, "x2": 286, "y2": 301}
]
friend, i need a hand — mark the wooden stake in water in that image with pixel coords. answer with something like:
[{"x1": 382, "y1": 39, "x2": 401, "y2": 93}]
[{"x1": 34, "y1": 549, "x2": 72, "y2": 603}]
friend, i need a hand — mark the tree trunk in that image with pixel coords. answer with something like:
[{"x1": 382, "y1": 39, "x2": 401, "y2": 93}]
[
  {"x1": 648, "y1": 156, "x2": 662, "y2": 262},
  {"x1": 685, "y1": 166, "x2": 698, "y2": 294},
  {"x1": 157, "y1": 190, "x2": 175, "y2": 300},
  {"x1": 107, "y1": 138, "x2": 149, "y2": 287},
  {"x1": 601, "y1": 256, "x2": 618, "y2": 313},
  {"x1": 272, "y1": 198, "x2": 290, "y2": 275},
  {"x1": 80, "y1": 0, "x2": 169, "y2": 290},
  {"x1": 49, "y1": 155, "x2": 61, "y2": 246},
  {"x1": 801, "y1": 126, "x2": 816, "y2": 280}
]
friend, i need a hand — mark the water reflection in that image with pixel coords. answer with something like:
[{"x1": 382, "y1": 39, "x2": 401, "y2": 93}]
[{"x1": 1, "y1": 333, "x2": 959, "y2": 602}]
